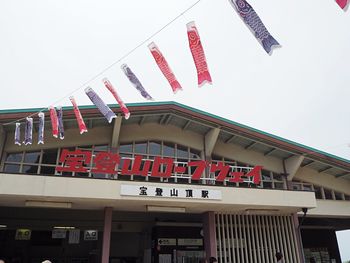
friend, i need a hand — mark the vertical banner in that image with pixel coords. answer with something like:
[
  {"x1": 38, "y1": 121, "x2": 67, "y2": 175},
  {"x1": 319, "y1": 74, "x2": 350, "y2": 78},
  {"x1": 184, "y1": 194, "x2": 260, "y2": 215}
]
[
  {"x1": 24, "y1": 117, "x2": 33, "y2": 145},
  {"x1": 85, "y1": 87, "x2": 117, "y2": 123},
  {"x1": 121, "y1": 64, "x2": 154, "y2": 100},
  {"x1": 69, "y1": 229, "x2": 80, "y2": 244},
  {"x1": 49, "y1": 106, "x2": 59, "y2": 138},
  {"x1": 336, "y1": 0, "x2": 348, "y2": 9},
  {"x1": 187, "y1": 21, "x2": 212, "y2": 87},
  {"x1": 57, "y1": 106, "x2": 64, "y2": 140},
  {"x1": 38, "y1": 112, "x2": 45, "y2": 144},
  {"x1": 14, "y1": 122, "x2": 21, "y2": 146},
  {"x1": 229, "y1": 0, "x2": 280, "y2": 54},
  {"x1": 102, "y1": 78, "x2": 130, "y2": 119},
  {"x1": 148, "y1": 42, "x2": 182, "y2": 93},
  {"x1": 69, "y1": 96, "x2": 88, "y2": 134}
]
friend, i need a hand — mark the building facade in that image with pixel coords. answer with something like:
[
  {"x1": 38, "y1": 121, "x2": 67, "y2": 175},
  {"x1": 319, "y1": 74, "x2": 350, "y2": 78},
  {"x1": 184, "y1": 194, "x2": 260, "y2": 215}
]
[{"x1": 0, "y1": 102, "x2": 349, "y2": 263}]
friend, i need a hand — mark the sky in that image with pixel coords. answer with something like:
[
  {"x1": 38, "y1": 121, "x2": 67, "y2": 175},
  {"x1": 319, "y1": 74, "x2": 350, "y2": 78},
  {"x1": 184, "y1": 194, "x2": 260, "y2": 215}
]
[{"x1": 0, "y1": 0, "x2": 349, "y2": 259}]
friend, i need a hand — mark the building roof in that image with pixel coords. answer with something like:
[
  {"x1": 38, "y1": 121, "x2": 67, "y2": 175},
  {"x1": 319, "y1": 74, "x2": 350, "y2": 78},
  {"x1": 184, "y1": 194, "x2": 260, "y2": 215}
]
[{"x1": 1, "y1": 101, "x2": 349, "y2": 178}]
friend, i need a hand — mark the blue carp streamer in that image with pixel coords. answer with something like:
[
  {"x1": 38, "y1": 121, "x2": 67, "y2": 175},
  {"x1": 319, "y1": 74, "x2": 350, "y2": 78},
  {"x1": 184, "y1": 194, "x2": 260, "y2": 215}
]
[
  {"x1": 24, "y1": 117, "x2": 33, "y2": 145},
  {"x1": 121, "y1": 64, "x2": 153, "y2": 100},
  {"x1": 38, "y1": 112, "x2": 45, "y2": 144},
  {"x1": 15, "y1": 123, "x2": 21, "y2": 146},
  {"x1": 85, "y1": 87, "x2": 117, "y2": 123},
  {"x1": 229, "y1": 0, "x2": 280, "y2": 54},
  {"x1": 57, "y1": 106, "x2": 65, "y2": 140}
]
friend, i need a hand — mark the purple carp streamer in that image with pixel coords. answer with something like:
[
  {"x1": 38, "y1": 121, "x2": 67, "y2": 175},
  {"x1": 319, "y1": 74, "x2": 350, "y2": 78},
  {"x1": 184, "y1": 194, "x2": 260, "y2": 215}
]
[
  {"x1": 57, "y1": 106, "x2": 65, "y2": 140},
  {"x1": 121, "y1": 64, "x2": 154, "y2": 100},
  {"x1": 229, "y1": 0, "x2": 280, "y2": 54},
  {"x1": 85, "y1": 87, "x2": 117, "y2": 123},
  {"x1": 15, "y1": 123, "x2": 21, "y2": 146},
  {"x1": 24, "y1": 117, "x2": 33, "y2": 145},
  {"x1": 38, "y1": 112, "x2": 45, "y2": 144}
]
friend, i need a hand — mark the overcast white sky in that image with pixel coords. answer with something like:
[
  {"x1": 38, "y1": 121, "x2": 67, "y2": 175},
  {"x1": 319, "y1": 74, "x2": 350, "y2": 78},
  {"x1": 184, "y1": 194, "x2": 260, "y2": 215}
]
[{"x1": 0, "y1": 0, "x2": 349, "y2": 259}]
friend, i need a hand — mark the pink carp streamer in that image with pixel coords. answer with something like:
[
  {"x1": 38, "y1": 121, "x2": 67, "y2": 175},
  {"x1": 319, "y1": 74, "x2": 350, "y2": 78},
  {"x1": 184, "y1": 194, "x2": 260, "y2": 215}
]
[
  {"x1": 38, "y1": 112, "x2": 45, "y2": 144},
  {"x1": 103, "y1": 78, "x2": 130, "y2": 119},
  {"x1": 69, "y1": 96, "x2": 88, "y2": 134},
  {"x1": 57, "y1": 106, "x2": 64, "y2": 140},
  {"x1": 336, "y1": 0, "x2": 348, "y2": 9},
  {"x1": 24, "y1": 117, "x2": 33, "y2": 145},
  {"x1": 148, "y1": 42, "x2": 182, "y2": 93},
  {"x1": 15, "y1": 123, "x2": 21, "y2": 145},
  {"x1": 49, "y1": 106, "x2": 59, "y2": 138},
  {"x1": 187, "y1": 21, "x2": 212, "y2": 87},
  {"x1": 85, "y1": 87, "x2": 117, "y2": 123}
]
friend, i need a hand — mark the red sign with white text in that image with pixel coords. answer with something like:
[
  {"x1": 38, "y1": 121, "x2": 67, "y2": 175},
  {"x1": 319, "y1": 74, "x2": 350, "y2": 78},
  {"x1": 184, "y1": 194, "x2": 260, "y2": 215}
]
[{"x1": 55, "y1": 149, "x2": 262, "y2": 184}]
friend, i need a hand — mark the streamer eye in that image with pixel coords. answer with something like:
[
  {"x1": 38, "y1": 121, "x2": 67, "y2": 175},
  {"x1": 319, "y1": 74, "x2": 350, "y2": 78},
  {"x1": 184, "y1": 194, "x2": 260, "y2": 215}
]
[{"x1": 236, "y1": 0, "x2": 249, "y2": 12}]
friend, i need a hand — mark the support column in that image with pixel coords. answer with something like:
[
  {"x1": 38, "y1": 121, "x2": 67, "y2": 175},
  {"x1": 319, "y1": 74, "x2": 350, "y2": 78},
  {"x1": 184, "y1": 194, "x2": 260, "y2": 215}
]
[
  {"x1": 101, "y1": 207, "x2": 113, "y2": 263},
  {"x1": 293, "y1": 213, "x2": 306, "y2": 263},
  {"x1": 111, "y1": 115, "x2": 122, "y2": 150},
  {"x1": 203, "y1": 212, "x2": 217, "y2": 261},
  {"x1": 0, "y1": 125, "x2": 6, "y2": 161}
]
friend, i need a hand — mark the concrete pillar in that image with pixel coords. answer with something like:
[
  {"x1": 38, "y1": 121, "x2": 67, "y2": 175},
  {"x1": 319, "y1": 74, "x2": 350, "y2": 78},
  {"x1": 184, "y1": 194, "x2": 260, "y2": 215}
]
[
  {"x1": 101, "y1": 207, "x2": 113, "y2": 263},
  {"x1": 292, "y1": 213, "x2": 306, "y2": 263},
  {"x1": 203, "y1": 211, "x2": 217, "y2": 261},
  {"x1": 0, "y1": 125, "x2": 6, "y2": 166}
]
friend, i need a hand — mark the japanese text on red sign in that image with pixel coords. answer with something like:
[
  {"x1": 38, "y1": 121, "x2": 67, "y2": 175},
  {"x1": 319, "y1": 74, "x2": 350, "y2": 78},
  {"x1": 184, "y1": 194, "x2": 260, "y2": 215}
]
[{"x1": 55, "y1": 149, "x2": 262, "y2": 184}]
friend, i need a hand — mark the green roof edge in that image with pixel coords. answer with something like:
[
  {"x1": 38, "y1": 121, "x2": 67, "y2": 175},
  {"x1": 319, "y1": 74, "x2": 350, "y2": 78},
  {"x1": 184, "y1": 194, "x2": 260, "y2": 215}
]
[{"x1": 1, "y1": 101, "x2": 349, "y2": 164}]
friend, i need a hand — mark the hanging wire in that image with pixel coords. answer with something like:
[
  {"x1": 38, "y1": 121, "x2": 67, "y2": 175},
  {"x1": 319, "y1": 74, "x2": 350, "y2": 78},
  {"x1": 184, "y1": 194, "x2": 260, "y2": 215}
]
[{"x1": 2, "y1": 0, "x2": 203, "y2": 126}]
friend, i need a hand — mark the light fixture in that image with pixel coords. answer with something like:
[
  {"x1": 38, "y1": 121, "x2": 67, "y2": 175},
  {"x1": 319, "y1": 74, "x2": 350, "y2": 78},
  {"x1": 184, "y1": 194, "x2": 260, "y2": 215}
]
[
  {"x1": 53, "y1": 226, "x2": 75, "y2": 230},
  {"x1": 0, "y1": 225, "x2": 7, "y2": 228},
  {"x1": 25, "y1": 201, "x2": 72, "y2": 208},
  {"x1": 147, "y1": 205, "x2": 186, "y2": 213}
]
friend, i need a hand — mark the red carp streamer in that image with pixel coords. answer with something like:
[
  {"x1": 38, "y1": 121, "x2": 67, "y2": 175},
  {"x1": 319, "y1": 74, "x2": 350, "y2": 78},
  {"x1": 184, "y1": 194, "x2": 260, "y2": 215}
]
[
  {"x1": 336, "y1": 0, "x2": 348, "y2": 9},
  {"x1": 102, "y1": 78, "x2": 130, "y2": 119},
  {"x1": 49, "y1": 106, "x2": 59, "y2": 138},
  {"x1": 70, "y1": 96, "x2": 88, "y2": 134},
  {"x1": 187, "y1": 21, "x2": 212, "y2": 87},
  {"x1": 148, "y1": 42, "x2": 182, "y2": 93}
]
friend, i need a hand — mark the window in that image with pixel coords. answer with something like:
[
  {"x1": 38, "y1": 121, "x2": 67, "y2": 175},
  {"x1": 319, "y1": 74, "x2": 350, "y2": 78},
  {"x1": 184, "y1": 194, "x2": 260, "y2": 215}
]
[
  {"x1": 313, "y1": 185, "x2": 323, "y2": 199},
  {"x1": 163, "y1": 142, "x2": 175, "y2": 157},
  {"x1": 4, "y1": 164, "x2": 20, "y2": 173},
  {"x1": 149, "y1": 141, "x2": 161, "y2": 155},
  {"x1": 135, "y1": 142, "x2": 147, "y2": 154},
  {"x1": 24, "y1": 152, "x2": 40, "y2": 164},
  {"x1": 334, "y1": 191, "x2": 344, "y2": 201},
  {"x1": 176, "y1": 145, "x2": 188, "y2": 159},
  {"x1": 2, "y1": 145, "x2": 110, "y2": 177},
  {"x1": 119, "y1": 143, "x2": 132, "y2": 153},
  {"x1": 323, "y1": 188, "x2": 333, "y2": 200},
  {"x1": 42, "y1": 149, "x2": 58, "y2": 164},
  {"x1": 6, "y1": 153, "x2": 23, "y2": 162}
]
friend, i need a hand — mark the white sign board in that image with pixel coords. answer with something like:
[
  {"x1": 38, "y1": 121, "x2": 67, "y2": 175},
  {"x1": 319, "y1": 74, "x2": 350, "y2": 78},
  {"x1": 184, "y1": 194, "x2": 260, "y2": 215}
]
[
  {"x1": 159, "y1": 254, "x2": 172, "y2": 263},
  {"x1": 178, "y1": 238, "x2": 203, "y2": 246},
  {"x1": 84, "y1": 230, "x2": 98, "y2": 241},
  {"x1": 68, "y1": 229, "x2": 80, "y2": 244},
  {"x1": 52, "y1": 229, "x2": 66, "y2": 239},
  {"x1": 158, "y1": 238, "x2": 176, "y2": 246},
  {"x1": 121, "y1": 185, "x2": 222, "y2": 200}
]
